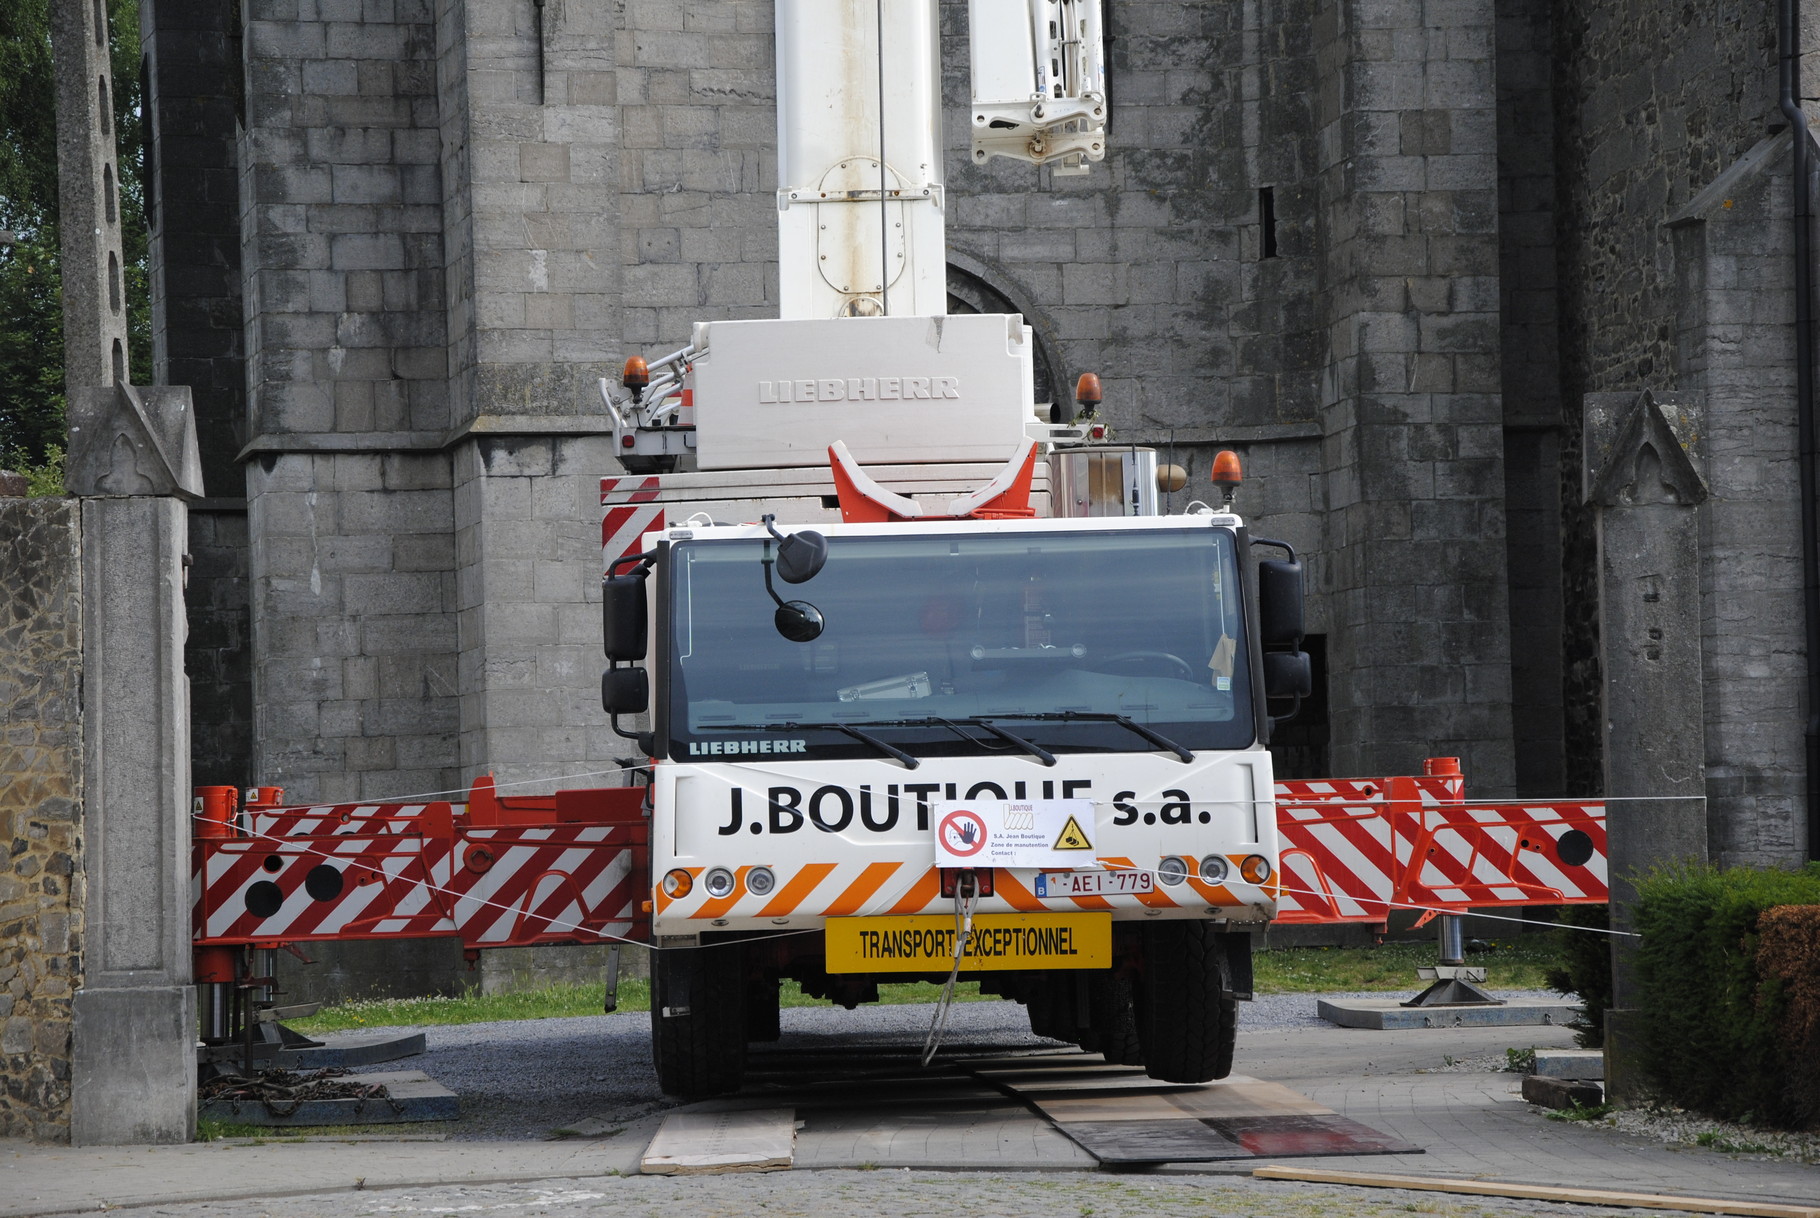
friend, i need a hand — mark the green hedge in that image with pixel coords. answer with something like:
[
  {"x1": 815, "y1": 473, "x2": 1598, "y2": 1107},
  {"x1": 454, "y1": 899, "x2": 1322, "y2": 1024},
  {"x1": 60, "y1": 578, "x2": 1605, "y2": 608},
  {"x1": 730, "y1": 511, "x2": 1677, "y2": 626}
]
[{"x1": 1633, "y1": 862, "x2": 1820, "y2": 1128}]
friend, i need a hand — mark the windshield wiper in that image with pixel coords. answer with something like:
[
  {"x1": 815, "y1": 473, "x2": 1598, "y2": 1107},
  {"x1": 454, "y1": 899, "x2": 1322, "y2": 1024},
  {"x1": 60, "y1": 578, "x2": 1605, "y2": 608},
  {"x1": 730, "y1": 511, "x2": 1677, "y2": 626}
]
[
  {"x1": 922, "y1": 716, "x2": 1057, "y2": 767},
  {"x1": 980, "y1": 712, "x2": 1195, "y2": 764},
  {"x1": 716, "y1": 721, "x2": 920, "y2": 769}
]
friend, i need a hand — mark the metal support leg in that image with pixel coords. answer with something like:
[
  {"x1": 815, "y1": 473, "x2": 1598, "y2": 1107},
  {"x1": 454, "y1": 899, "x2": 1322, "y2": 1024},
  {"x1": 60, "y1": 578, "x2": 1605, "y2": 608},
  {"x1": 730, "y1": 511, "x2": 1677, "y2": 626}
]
[{"x1": 603, "y1": 945, "x2": 622, "y2": 1013}]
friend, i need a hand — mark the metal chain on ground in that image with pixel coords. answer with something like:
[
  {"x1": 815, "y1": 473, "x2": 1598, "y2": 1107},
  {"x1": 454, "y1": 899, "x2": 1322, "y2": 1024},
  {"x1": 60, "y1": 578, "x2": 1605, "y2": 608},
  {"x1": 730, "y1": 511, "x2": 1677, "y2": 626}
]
[{"x1": 198, "y1": 1067, "x2": 404, "y2": 1120}]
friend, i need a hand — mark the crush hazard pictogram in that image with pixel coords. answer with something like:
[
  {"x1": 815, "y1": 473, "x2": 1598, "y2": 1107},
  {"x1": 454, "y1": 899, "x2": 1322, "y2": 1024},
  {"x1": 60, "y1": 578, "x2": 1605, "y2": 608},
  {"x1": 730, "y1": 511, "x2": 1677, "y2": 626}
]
[{"x1": 1053, "y1": 815, "x2": 1093, "y2": 850}]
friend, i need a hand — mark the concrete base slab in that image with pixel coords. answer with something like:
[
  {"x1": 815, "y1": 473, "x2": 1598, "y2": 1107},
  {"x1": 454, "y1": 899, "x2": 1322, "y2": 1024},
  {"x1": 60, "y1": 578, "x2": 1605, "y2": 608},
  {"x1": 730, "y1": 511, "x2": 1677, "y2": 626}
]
[
  {"x1": 1317, "y1": 998, "x2": 1578, "y2": 1030},
  {"x1": 1533, "y1": 1049, "x2": 1603, "y2": 1079},
  {"x1": 197, "y1": 1070, "x2": 457, "y2": 1127}
]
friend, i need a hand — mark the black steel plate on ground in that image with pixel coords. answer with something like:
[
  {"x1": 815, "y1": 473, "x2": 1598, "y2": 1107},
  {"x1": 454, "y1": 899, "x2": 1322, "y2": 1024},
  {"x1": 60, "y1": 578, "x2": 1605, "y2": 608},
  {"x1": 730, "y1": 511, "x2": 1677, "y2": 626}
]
[
  {"x1": 970, "y1": 1055, "x2": 1423, "y2": 1166},
  {"x1": 1057, "y1": 1120, "x2": 1255, "y2": 1163}
]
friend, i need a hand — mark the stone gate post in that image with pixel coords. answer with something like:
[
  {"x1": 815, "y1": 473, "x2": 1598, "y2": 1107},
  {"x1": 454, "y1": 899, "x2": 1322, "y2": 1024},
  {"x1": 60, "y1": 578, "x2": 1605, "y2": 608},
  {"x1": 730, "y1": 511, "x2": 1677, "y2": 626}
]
[
  {"x1": 53, "y1": 0, "x2": 205, "y2": 1143},
  {"x1": 1584, "y1": 389, "x2": 1711, "y2": 1101}
]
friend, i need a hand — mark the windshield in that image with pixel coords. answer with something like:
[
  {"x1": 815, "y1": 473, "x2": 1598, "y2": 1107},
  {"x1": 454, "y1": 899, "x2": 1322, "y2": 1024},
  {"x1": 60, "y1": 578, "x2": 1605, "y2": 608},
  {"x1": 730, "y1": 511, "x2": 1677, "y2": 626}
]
[{"x1": 664, "y1": 526, "x2": 1255, "y2": 761}]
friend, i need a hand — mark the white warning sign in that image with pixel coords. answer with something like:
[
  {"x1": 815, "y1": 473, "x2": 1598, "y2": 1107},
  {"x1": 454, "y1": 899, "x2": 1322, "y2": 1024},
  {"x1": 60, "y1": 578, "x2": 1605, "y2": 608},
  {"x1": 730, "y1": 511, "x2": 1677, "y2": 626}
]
[{"x1": 933, "y1": 800, "x2": 1098, "y2": 869}]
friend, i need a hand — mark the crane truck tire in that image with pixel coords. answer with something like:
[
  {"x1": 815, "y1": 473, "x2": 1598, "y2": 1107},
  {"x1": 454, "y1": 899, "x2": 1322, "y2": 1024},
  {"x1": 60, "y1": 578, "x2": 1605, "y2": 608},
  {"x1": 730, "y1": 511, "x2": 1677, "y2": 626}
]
[
  {"x1": 1136, "y1": 921, "x2": 1238, "y2": 1084},
  {"x1": 651, "y1": 941, "x2": 748, "y2": 1098},
  {"x1": 1085, "y1": 971, "x2": 1145, "y2": 1066}
]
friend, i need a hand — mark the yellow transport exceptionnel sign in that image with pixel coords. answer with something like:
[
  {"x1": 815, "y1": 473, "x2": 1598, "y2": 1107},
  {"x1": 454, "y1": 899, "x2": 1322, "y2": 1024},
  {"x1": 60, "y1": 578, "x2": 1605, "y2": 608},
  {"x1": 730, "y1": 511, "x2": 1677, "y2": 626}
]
[{"x1": 824, "y1": 912, "x2": 1110, "y2": 974}]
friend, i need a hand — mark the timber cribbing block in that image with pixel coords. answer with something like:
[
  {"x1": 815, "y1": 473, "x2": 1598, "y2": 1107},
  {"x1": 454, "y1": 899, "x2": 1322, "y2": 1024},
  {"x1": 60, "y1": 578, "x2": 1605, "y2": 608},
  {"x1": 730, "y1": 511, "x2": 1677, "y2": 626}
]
[{"x1": 1251, "y1": 1165, "x2": 1820, "y2": 1218}]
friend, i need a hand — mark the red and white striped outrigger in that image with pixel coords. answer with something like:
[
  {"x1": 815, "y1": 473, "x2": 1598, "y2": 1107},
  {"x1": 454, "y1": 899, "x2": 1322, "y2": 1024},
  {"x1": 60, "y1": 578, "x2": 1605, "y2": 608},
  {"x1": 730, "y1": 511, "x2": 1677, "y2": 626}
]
[
  {"x1": 190, "y1": 778, "x2": 649, "y2": 968},
  {"x1": 191, "y1": 759, "x2": 1606, "y2": 968},
  {"x1": 1273, "y1": 759, "x2": 1609, "y2": 928}
]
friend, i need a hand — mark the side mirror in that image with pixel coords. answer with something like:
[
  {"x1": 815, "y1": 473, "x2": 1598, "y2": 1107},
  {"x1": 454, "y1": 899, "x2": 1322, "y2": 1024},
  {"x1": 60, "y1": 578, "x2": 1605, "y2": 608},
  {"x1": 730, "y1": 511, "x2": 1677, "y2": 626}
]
[
  {"x1": 603, "y1": 572, "x2": 648, "y2": 661},
  {"x1": 1262, "y1": 650, "x2": 1312, "y2": 702},
  {"x1": 764, "y1": 515, "x2": 828, "y2": 584},
  {"x1": 601, "y1": 666, "x2": 649, "y2": 716},
  {"x1": 775, "y1": 600, "x2": 825, "y2": 642},
  {"x1": 1257, "y1": 558, "x2": 1304, "y2": 647}
]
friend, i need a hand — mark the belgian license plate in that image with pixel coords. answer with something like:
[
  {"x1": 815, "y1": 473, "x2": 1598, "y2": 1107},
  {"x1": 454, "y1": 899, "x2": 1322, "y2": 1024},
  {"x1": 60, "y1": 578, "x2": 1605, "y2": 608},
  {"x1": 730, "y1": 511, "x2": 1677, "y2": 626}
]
[
  {"x1": 824, "y1": 912, "x2": 1110, "y2": 973},
  {"x1": 1034, "y1": 870, "x2": 1154, "y2": 898}
]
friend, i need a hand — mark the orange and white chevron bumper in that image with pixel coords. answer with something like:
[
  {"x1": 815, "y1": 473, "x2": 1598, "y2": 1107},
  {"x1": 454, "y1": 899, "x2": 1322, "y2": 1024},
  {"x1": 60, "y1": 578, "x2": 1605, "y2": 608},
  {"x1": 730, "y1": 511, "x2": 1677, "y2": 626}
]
[{"x1": 648, "y1": 752, "x2": 1279, "y2": 934}]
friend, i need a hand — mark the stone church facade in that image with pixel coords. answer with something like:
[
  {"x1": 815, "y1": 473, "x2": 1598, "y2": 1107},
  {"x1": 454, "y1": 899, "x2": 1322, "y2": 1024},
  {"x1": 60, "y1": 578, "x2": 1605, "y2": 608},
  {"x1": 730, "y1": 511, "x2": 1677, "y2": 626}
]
[{"x1": 137, "y1": 0, "x2": 1818, "y2": 871}]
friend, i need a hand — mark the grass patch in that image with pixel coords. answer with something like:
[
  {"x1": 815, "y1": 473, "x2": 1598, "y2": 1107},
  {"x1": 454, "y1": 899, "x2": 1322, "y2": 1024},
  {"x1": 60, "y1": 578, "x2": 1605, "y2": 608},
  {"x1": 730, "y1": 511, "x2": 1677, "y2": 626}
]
[
  {"x1": 288, "y1": 977, "x2": 989, "y2": 1035},
  {"x1": 196, "y1": 1116, "x2": 424, "y2": 1142},
  {"x1": 1544, "y1": 1101, "x2": 1614, "y2": 1122},
  {"x1": 285, "y1": 940, "x2": 1567, "y2": 1034},
  {"x1": 1253, "y1": 938, "x2": 1566, "y2": 993}
]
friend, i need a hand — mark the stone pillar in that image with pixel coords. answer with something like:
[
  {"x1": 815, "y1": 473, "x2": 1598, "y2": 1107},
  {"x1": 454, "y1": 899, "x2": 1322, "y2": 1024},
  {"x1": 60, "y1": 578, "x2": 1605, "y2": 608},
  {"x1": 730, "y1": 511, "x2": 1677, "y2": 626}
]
[
  {"x1": 50, "y1": 0, "x2": 132, "y2": 390},
  {"x1": 57, "y1": 0, "x2": 206, "y2": 1143},
  {"x1": 1312, "y1": 0, "x2": 1516, "y2": 789},
  {"x1": 1584, "y1": 388, "x2": 1710, "y2": 1101},
  {"x1": 63, "y1": 385, "x2": 205, "y2": 1145}
]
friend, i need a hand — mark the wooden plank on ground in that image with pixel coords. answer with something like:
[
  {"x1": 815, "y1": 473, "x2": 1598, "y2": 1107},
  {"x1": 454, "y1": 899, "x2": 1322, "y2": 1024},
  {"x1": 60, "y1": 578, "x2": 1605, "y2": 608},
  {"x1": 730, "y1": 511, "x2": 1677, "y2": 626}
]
[
  {"x1": 1252, "y1": 1166, "x2": 1820, "y2": 1218},
  {"x1": 640, "y1": 1108, "x2": 796, "y2": 1175}
]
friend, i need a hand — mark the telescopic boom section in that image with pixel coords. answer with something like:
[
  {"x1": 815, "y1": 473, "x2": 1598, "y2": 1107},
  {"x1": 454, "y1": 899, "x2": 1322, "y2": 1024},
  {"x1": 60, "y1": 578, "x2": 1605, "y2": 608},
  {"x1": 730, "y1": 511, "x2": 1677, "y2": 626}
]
[
  {"x1": 774, "y1": 0, "x2": 1107, "y2": 322},
  {"x1": 775, "y1": 0, "x2": 947, "y2": 320}
]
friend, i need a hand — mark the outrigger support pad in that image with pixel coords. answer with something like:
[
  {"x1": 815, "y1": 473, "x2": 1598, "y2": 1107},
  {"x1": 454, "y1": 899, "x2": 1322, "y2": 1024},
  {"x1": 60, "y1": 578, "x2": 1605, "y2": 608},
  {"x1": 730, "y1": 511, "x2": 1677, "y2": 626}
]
[{"x1": 1399, "y1": 912, "x2": 1505, "y2": 1008}]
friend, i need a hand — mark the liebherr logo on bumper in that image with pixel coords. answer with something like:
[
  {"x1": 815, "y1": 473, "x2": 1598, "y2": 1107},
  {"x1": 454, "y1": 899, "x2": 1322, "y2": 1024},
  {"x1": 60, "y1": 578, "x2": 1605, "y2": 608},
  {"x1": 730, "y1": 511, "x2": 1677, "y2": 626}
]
[{"x1": 757, "y1": 377, "x2": 962, "y2": 404}]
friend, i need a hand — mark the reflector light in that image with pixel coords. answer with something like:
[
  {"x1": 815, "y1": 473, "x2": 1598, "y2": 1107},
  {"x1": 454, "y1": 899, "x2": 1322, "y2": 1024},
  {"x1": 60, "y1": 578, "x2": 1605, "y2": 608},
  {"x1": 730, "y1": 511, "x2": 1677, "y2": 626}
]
[
  {"x1": 621, "y1": 434, "x2": 636, "y2": 448},
  {"x1": 1088, "y1": 423, "x2": 1107, "y2": 440},
  {"x1": 1239, "y1": 854, "x2": 1272, "y2": 884},
  {"x1": 662, "y1": 868, "x2": 693, "y2": 898}
]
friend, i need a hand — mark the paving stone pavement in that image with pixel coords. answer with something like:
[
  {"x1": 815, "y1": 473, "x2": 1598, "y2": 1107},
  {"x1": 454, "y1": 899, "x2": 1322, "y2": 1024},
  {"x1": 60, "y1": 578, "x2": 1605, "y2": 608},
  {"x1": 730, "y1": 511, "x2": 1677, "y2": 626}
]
[{"x1": 4, "y1": 1007, "x2": 1817, "y2": 1217}]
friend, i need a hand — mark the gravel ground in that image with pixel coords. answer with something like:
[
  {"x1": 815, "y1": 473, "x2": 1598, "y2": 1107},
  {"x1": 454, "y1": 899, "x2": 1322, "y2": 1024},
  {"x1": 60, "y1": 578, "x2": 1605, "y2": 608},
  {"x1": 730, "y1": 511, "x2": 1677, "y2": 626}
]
[
  {"x1": 95, "y1": 1168, "x2": 1677, "y2": 1218},
  {"x1": 322, "y1": 990, "x2": 1570, "y2": 1141}
]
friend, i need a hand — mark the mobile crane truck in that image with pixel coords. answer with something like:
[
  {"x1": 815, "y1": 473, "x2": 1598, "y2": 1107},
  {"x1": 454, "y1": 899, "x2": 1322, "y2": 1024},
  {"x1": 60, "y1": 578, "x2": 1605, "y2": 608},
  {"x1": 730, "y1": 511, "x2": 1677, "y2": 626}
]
[
  {"x1": 594, "y1": 0, "x2": 1314, "y2": 1098},
  {"x1": 188, "y1": 4, "x2": 1607, "y2": 1104}
]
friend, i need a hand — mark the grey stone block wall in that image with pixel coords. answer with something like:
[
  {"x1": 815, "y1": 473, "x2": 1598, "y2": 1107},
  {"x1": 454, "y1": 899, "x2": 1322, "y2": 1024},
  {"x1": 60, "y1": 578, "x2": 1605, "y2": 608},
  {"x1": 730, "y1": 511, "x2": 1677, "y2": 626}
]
[
  {"x1": 1311, "y1": 0, "x2": 1514, "y2": 790},
  {"x1": 1551, "y1": 0, "x2": 1780, "y2": 797},
  {"x1": 454, "y1": 435, "x2": 620, "y2": 788},
  {"x1": 439, "y1": 0, "x2": 626, "y2": 431},
  {"x1": 239, "y1": 0, "x2": 448, "y2": 449},
  {"x1": 186, "y1": 507, "x2": 254, "y2": 789},
  {"x1": 1669, "y1": 136, "x2": 1811, "y2": 867},
  {"x1": 0, "y1": 499, "x2": 85, "y2": 1142},
  {"x1": 615, "y1": 0, "x2": 777, "y2": 349},
  {"x1": 1494, "y1": 0, "x2": 1564, "y2": 797},
  {"x1": 139, "y1": 0, "x2": 247, "y2": 495},
  {"x1": 247, "y1": 453, "x2": 460, "y2": 803}
]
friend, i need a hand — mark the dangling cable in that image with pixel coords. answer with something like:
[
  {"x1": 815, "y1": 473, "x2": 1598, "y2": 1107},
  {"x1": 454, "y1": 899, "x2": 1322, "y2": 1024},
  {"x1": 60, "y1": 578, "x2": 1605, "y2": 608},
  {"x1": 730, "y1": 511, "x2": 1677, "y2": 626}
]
[
  {"x1": 876, "y1": 0, "x2": 890, "y2": 317},
  {"x1": 922, "y1": 876, "x2": 977, "y2": 1066}
]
